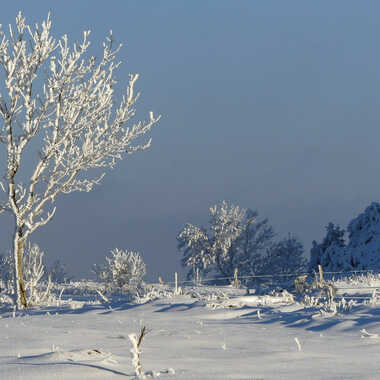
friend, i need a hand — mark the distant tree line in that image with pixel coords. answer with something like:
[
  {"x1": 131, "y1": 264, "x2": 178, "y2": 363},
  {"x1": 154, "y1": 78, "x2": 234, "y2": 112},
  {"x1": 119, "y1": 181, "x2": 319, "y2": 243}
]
[
  {"x1": 178, "y1": 201, "x2": 380, "y2": 284},
  {"x1": 177, "y1": 200, "x2": 307, "y2": 283}
]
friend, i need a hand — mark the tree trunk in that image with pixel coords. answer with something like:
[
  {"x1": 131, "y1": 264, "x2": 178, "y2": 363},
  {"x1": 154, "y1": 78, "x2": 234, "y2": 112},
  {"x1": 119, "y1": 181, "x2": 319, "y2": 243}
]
[{"x1": 13, "y1": 227, "x2": 27, "y2": 309}]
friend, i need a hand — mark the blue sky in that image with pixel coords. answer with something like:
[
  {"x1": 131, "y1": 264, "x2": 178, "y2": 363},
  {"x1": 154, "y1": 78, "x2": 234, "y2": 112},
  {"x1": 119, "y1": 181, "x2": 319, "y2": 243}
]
[{"x1": 1, "y1": 1, "x2": 380, "y2": 280}]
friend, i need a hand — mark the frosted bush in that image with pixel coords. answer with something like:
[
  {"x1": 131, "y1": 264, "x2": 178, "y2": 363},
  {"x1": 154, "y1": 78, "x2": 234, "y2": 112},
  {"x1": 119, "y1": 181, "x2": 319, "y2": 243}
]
[
  {"x1": 334, "y1": 272, "x2": 380, "y2": 289},
  {"x1": 320, "y1": 297, "x2": 356, "y2": 315},
  {"x1": 23, "y1": 243, "x2": 45, "y2": 295},
  {"x1": 23, "y1": 243, "x2": 55, "y2": 306},
  {"x1": 136, "y1": 284, "x2": 174, "y2": 303},
  {"x1": 0, "y1": 254, "x2": 13, "y2": 293},
  {"x1": 94, "y1": 249, "x2": 146, "y2": 296},
  {"x1": 0, "y1": 243, "x2": 55, "y2": 306},
  {"x1": 302, "y1": 295, "x2": 321, "y2": 307}
]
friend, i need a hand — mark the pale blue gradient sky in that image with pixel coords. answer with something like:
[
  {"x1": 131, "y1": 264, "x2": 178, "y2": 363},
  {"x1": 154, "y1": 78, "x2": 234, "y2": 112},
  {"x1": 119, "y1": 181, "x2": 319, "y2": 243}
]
[{"x1": 1, "y1": 1, "x2": 380, "y2": 280}]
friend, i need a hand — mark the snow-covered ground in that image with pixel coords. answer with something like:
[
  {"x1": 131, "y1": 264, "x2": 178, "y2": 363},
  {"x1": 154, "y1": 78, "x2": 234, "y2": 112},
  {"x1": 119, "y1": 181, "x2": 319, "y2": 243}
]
[{"x1": 1, "y1": 283, "x2": 380, "y2": 379}]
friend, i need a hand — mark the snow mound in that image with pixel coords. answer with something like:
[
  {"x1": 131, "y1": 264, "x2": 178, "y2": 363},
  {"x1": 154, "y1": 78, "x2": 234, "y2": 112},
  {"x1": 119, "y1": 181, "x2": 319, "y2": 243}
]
[
  {"x1": 207, "y1": 291, "x2": 294, "y2": 309},
  {"x1": 361, "y1": 329, "x2": 380, "y2": 339},
  {"x1": 18, "y1": 349, "x2": 117, "y2": 365}
]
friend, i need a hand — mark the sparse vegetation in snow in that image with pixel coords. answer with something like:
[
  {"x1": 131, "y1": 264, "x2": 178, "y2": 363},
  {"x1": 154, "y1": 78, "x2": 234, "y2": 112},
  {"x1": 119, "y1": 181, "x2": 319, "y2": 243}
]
[{"x1": 93, "y1": 248, "x2": 146, "y2": 297}]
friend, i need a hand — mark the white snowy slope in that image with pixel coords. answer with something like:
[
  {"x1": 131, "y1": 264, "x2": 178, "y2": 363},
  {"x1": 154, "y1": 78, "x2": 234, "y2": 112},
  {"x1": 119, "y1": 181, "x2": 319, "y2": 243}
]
[{"x1": 0, "y1": 292, "x2": 380, "y2": 379}]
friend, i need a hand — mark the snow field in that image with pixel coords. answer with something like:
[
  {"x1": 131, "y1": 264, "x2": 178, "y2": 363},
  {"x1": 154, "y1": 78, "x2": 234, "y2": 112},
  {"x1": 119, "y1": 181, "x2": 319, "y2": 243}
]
[{"x1": 0, "y1": 284, "x2": 380, "y2": 379}]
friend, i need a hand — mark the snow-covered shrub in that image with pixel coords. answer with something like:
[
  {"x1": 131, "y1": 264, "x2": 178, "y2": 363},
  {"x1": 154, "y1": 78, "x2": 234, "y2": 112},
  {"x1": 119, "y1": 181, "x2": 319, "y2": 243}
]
[
  {"x1": 23, "y1": 243, "x2": 54, "y2": 306},
  {"x1": 0, "y1": 243, "x2": 54, "y2": 305},
  {"x1": 302, "y1": 295, "x2": 321, "y2": 307},
  {"x1": 0, "y1": 253, "x2": 13, "y2": 293},
  {"x1": 332, "y1": 272, "x2": 380, "y2": 291},
  {"x1": 135, "y1": 284, "x2": 173, "y2": 304},
  {"x1": 320, "y1": 297, "x2": 356, "y2": 315},
  {"x1": 23, "y1": 243, "x2": 45, "y2": 296},
  {"x1": 295, "y1": 275, "x2": 308, "y2": 294},
  {"x1": 94, "y1": 249, "x2": 146, "y2": 295}
]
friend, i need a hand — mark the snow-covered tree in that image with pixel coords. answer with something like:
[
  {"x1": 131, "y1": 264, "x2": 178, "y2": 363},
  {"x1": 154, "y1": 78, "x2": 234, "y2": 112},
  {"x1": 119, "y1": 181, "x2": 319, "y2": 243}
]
[
  {"x1": 234, "y1": 209, "x2": 275, "y2": 276},
  {"x1": 208, "y1": 201, "x2": 246, "y2": 278},
  {"x1": 342, "y1": 202, "x2": 380, "y2": 270},
  {"x1": 94, "y1": 249, "x2": 146, "y2": 295},
  {"x1": 0, "y1": 13, "x2": 159, "y2": 308},
  {"x1": 177, "y1": 223, "x2": 212, "y2": 281},
  {"x1": 314, "y1": 202, "x2": 380, "y2": 272},
  {"x1": 178, "y1": 201, "x2": 275, "y2": 282},
  {"x1": 262, "y1": 234, "x2": 307, "y2": 275},
  {"x1": 309, "y1": 222, "x2": 345, "y2": 272}
]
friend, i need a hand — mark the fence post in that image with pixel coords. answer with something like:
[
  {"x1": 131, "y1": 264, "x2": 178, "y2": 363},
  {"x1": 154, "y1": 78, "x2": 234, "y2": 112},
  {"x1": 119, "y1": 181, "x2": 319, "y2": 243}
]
[
  {"x1": 175, "y1": 272, "x2": 178, "y2": 294},
  {"x1": 318, "y1": 265, "x2": 324, "y2": 285},
  {"x1": 233, "y1": 268, "x2": 239, "y2": 288}
]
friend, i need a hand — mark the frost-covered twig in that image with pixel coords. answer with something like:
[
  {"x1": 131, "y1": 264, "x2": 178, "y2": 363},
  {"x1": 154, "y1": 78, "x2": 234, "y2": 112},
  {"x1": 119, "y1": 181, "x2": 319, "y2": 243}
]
[
  {"x1": 128, "y1": 326, "x2": 149, "y2": 378},
  {"x1": 294, "y1": 337, "x2": 302, "y2": 352}
]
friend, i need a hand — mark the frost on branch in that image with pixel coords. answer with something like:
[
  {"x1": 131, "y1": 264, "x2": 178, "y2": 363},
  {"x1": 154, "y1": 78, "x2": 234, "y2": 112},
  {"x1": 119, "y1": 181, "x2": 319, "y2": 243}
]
[
  {"x1": 0, "y1": 12, "x2": 159, "y2": 308},
  {"x1": 94, "y1": 249, "x2": 146, "y2": 296}
]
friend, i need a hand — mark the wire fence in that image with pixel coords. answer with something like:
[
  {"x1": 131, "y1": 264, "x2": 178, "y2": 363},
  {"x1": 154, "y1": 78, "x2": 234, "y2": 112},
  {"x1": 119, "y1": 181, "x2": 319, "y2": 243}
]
[
  {"x1": 50, "y1": 269, "x2": 380, "y2": 304},
  {"x1": 160, "y1": 269, "x2": 378, "y2": 287},
  {"x1": 156, "y1": 269, "x2": 380, "y2": 302}
]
